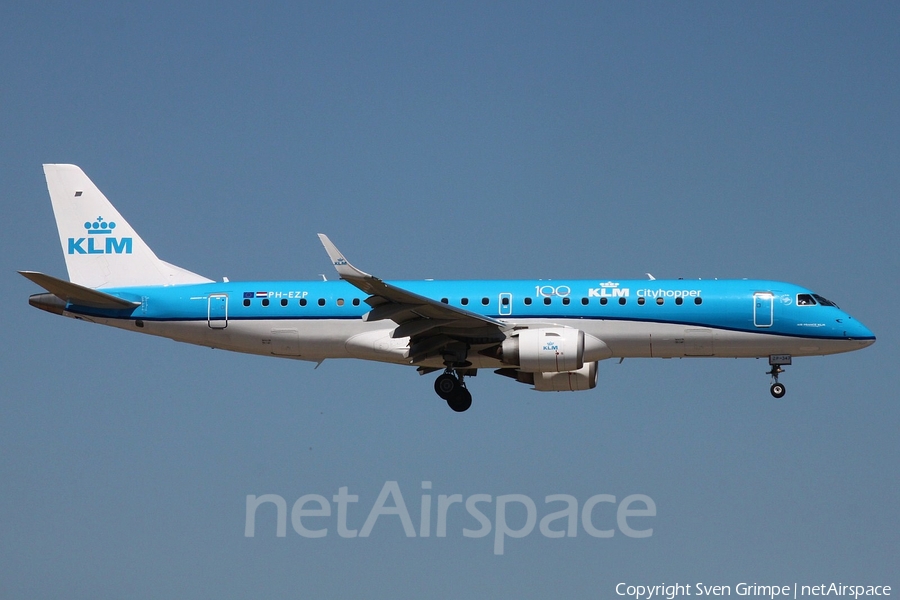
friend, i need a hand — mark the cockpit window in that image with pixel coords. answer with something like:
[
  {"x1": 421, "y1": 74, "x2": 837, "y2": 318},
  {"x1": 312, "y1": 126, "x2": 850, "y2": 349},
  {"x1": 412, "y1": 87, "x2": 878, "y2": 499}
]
[
  {"x1": 812, "y1": 294, "x2": 838, "y2": 308},
  {"x1": 797, "y1": 294, "x2": 817, "y2": 306}
]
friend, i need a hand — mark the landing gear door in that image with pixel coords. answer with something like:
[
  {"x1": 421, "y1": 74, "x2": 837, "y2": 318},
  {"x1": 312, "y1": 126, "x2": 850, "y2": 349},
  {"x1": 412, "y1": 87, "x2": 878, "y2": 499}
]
[
  {"x1": 753, "y1": 292, "x2": 774, "y2": 328},
  {"x1": 208, "y1": 294, "x2": 228, "y2": 329}
]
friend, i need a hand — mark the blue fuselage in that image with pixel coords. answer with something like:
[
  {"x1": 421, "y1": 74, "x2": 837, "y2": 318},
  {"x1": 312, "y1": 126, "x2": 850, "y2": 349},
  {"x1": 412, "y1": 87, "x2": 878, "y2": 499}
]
[{"x1": 61, "y1": 278, "x2": 874, "y2": 366}]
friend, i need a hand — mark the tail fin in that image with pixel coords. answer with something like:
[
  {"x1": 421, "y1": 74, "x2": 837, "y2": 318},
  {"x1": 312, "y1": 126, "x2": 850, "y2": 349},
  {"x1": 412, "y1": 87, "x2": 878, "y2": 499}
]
[{"x1": 43, "y1": 164, "x2": 212, "y2": 288}]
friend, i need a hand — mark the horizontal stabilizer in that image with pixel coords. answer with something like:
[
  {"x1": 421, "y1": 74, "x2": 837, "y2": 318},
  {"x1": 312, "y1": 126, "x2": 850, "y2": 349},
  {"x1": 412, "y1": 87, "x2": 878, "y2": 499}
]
[{"x1": 19, "y1": 271, "x2": 140, "y2": 310}]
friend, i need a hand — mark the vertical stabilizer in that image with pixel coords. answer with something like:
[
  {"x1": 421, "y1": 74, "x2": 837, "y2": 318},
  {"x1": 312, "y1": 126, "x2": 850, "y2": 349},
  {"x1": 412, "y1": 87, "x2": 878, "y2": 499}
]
[{"x1": 43, "y1": 164, "x2": 212, "y2": 288}]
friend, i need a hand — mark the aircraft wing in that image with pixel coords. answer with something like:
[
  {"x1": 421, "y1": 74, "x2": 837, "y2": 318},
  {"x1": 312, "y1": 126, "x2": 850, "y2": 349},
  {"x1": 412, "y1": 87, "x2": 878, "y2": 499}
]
[{"x1": 318, "y1": 234, "x2": 508, "y2": 365}]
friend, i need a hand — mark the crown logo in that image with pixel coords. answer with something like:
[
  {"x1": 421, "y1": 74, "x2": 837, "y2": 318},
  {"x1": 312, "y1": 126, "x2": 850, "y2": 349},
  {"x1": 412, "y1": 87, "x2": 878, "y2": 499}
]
[
  {"x1": 334, "y1": 258, "x2": 348, "y2": 266},
  {"x1": 599, "y1": 281, "x2": 619, "y2": 288},
  {"x1": 84, "y1": 216, "x2": 117, "y2": 235}
]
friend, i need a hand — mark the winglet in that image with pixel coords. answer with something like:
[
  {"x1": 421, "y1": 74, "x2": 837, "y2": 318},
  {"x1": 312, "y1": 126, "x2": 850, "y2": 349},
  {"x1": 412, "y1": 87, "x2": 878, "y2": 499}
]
[{"x1": 317, "y1": 234, "x2": 371, "y2": 280}]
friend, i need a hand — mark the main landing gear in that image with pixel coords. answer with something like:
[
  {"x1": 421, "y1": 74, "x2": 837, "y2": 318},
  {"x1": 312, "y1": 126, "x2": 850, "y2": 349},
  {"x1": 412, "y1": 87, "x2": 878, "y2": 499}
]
[
  {"x1": 766, "y1": 354, "x2": 791, "y2": 399},
  {"x1": 434, "y1": 371, "x2": 472, "y2": 412}
]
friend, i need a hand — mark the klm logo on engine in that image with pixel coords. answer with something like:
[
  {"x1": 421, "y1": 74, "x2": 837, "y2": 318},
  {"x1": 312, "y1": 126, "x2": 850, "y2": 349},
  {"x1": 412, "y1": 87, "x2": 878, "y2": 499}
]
[{"x1": 68, "y1": 217, "x2": 132, "y2": 255}]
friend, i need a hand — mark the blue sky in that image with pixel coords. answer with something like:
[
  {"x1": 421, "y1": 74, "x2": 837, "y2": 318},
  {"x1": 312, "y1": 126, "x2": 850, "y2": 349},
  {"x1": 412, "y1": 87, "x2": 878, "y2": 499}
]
[{"x1": 2, "y1": 2, "x2": 898, "y2": 598}]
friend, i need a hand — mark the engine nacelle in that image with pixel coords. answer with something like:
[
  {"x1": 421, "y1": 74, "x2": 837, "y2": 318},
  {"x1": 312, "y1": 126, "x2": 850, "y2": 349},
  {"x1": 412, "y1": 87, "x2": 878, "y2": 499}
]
[
  {"x1": 498, "y1": 327, "x2": 609, "y2": 373},
  {"x1": 534, "y1": 361, "x2": 598, "y2": 391},
  {"x1": 496, "y1": 362, "x2": 599, "y2": 392}
]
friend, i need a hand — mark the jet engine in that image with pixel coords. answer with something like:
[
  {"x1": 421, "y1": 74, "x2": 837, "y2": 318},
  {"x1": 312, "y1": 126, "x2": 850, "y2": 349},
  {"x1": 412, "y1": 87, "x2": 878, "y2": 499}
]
[{"x1": 490, "y1": 327, "x2": 609, "y2": 372}]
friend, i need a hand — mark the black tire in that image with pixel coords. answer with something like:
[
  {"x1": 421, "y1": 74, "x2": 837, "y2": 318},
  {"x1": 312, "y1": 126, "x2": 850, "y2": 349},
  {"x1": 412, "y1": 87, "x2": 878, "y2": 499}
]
[
  {"x1": 770, "y1": 383, "x2": 786, "y2": 399},
  {"x1": 434, "y1": 373, "x2": 458, "y2": 400},
  {"x1": 447, "y1": 387, "x2": 472, "y2": 412}
]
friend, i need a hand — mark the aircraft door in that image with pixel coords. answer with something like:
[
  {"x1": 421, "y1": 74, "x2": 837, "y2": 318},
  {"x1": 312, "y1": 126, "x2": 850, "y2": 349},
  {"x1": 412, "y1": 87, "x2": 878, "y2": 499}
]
[
  {"x1": 208, "y1": 294, "x2": 228, "y2": 329},
  {"x1": 499, "y1": 293, "x2": 513, "y2": 316},
  {"x1": 753, "y1": 292, "x2": 774, "y2": 328}
]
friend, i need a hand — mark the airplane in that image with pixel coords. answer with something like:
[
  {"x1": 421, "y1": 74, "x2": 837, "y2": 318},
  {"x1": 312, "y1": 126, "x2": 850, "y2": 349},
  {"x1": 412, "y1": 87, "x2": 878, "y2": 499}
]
[{"x1": 21, "y1": 164, "x2": 876, "y2": 412}]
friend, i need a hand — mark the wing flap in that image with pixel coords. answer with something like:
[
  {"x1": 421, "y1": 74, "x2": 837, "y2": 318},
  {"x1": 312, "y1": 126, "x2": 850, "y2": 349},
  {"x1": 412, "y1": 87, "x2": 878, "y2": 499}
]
[
  {"x1": 364, "y1": 302, "x2": 427, "y2": 323},
  {"x1": 391, "y1": 318, "x2": 461, "y2": 340}
]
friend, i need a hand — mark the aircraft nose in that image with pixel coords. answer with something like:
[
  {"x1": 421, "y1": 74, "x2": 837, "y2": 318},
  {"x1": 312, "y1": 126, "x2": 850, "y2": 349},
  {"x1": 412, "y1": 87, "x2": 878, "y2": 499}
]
[{"x1": 844, "y1": 316, "x2": 875, "y2": 346}]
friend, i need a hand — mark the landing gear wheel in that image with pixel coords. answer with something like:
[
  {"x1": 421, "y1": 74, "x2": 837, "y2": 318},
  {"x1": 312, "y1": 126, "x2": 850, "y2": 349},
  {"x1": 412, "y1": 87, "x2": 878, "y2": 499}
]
[
  {"x1": 434, "y1": 373, "x2": 458, "y2": 400},
  {"x1": 766, "y1": 358, "x2": 789, "y2": 399},
  {"x1": 435, "y1": 368, "x2": 474, "y2": 412},
  {"x1": 447, "y1": 387, "x2": 472, "y2": 412}
]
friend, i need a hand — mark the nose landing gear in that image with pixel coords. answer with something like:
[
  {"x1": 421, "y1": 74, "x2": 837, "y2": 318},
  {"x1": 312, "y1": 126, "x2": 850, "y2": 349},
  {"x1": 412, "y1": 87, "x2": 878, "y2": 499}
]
[
  {"x1": 769, "y1": 378, "x2": 786, "y2": 399},
  {"x1": 767, "y1": 354, "x2": 791, "y2": 398},
  {"x1": 434, "y1": 370, "x2": 473, "y2": 412}
]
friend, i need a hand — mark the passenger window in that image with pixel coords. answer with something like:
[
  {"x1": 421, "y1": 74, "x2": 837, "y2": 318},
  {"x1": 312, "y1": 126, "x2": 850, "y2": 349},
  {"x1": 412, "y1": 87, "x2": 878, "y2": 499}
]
[
  {"x1": 243, "y1": 299, "x2": 251, "y2": 307},
  {"x1": 675, "y1": 297, "x2": 683, "y2": 306},
  {"x1": 524, "y1": 297, "x2": 532, "y2": 306},
  {"x1": 461, "y1": 298, "x2": 469, "y2": 306},
  {"x1": 581, "y1": 298, "x2": 588, "y2": 305},
  {"x1": 337, "y1": 298, "x2": 344, "y2": 307},
  {"x1": 352, "y1": 298, "x2": 360, "y2": 306},
  {"x1": 281, "y1": 298, "x2": 288, "y2": 307},
  {"x1": 562, "y1": 297, "x2": 570, "y2": 306},
  {"x1": 656, "y1": 297, "x2": 664, "y2": 305},
  {"x1": 618, "y1": 297, "x2": 627, "y2": 305},
  {"x1": 694, "y1": 297, "x2": 702, "y2": 305},
  {"x1": 262, "y1": 298, "x2": 270, "y2": 307},
  {"x1": 318, "y1": 298, "x2": 325, "y2": 306},
  {"x1": 637, "y1": 297, "x2": 645, "y2": 306},
  {"x1": 600, "y1": 297, "x2": 608, "y2": 306},
  {"x1": 299, "y1": 298, "x2": 307, "y2": 307},
  {"x1": 441, "y1": 298, "x2": 448, "y2": 304},
  {"x1": 501, "y1": 297, "x2": 510, "y2": 306},
  {"x1": 481, "y1": 297, "x2": 489, "y2": 306},
  {"x1": 543, "y1": 297, "x2": 551, "y2": 305}
]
